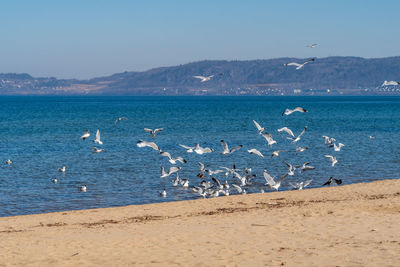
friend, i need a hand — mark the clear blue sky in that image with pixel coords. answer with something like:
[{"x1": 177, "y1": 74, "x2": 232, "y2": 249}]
[{"x1": 1, "y1": 0, "x2": 399, "y2": 79}]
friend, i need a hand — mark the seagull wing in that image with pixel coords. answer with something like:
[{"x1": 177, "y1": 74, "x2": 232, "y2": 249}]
[
  {"x1": 230, "y1": 145, "x2": 243, "y2": 153},
  {"x1": 297, "y1": 126, "x2": 308, "y2": 138},
  {"x1": 198, "y1": 162, "x2": 205, "y2": 172},
  {"x1": 277, "y1": 173, "x2": 288, "y2": 184},
  {"x1": 179, "y1": 144, "x2": 193, "y2": 150},
  {"x1": 220, "y1": 140, "x2": 229, "y2": 153},
  {"x1": 294, "y1": 107, "x2": 307, "y2": 113},
  {"x1": 144, "y1": 128, "x2": 153, "y2": 133},
  {"x1": 154, "y1": 128, "x2": 163, "y2": 134},
  {"x1": 253, "y1": 120, "x2": 263, "y2": 132},
  {"x1": 96, "y1": 129, "x2": 100, "y2": 141},
  {"x1": 303, "y1": 179, "x2": 313, "y2": 188},
  {"x1": 325, "y1": 155, "x2": 334, "y2": 160},
  {"x1": 285, "y1": 62, "x2": 302, "y2": 67},
  {"x1": 193, "y1": 76, "x2": 206, "y2": 80},
  {"x1": 212, "y1": 177, "x2": 222, "y2": 188},
  {"x1": 232, "y1": 184, "x2": 242, "y2": 193},
  {"x1": 160, "y1": 151, "x2": 172, "y2": 160},
  {"x1": 169, "y1": 166, "x2": 181, "y2": 174},
  {"x1": 263, "y1": 170, "x2": 275, "y2": 186}
]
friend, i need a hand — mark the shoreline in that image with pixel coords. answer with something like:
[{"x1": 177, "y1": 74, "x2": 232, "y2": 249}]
[{"x1": 1, "y1": 179, "x2": 399, "y2": 266}]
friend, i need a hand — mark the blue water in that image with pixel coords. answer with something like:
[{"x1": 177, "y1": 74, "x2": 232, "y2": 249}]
[{"x1": 0, "y1": 96, "x2": 399, "y2": 217}]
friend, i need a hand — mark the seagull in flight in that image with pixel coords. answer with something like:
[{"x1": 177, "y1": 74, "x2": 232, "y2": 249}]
[
  {"x1": 289, "y1": 179, "x2": 312, "y2": 190},
  {"x1": 220, "y1": 140, "x2": 243, "y2": 155},
  {"x1": 284, "y1": 58, "x2": 315, "y2": 70},
  {"x1": 333, "y1": 143, "x2": 345, "y2": 152},
  {"x1": 248, "y1": 148, "x2": 264, "y2": 158},
  {"x1": 322, "y1": 136, "x2": 336, "y2": 146},
  {"x1": 179, "y1": 144, "x2": 195, "y2": 153},
  {"x1": 263, "y1": 170, "x2": 288, "y2": 191},
  {"x1": 285, "y1": 162, "x2": 299, "y2": 176},
  {"x1": 322, "y1": 177, "x2": 342, "y2": 186},
  {"x1": 382, "y1": 80, "x2": 400, "y2": 86},
  {"x1": 271, "y1": 150, "x2": 284, "y2": 157},
  {"x1": 306, "y1": 43, "x2": 318, "y2": 48},
  {"x1": 301, "y1": 162, "x2": 315, "y2": 172},
  {"x1": 81, "y1": 130, "x2": 90, "y2": 140},
  {"x1": 325, "y1": 155, "x2": 338, "y2": 167},
  {"x1": 193, "y1": 75, "x2": 215, "y2": 82},
  {"x1": 261, "y1": 132, "x2": 277, "y2": 147},
  {"x1": 194, "y1": 143, "x2": 214, "y2": 155},
  {"x1": 93, "y1": 129, "x2": 103, "y2": 145},
  {"x1": 160, "y1": 151, "x2": 187, "y2": 164},
  {"x1": 137, "y1": 140, "x2": 160, "y2": 151},
  {"x1": 115, "y1": 117, "x2": 128, "y2": 124},
  {"x1": 160, "y1": 166, "x2": 181, "y2": 178},
  {"x1": 369, "y1": 135, "x2": 376, "y2": 140},
  {"x1": 92, "y1": 147, "x2": 105, "y2": 153},
  {"x1": 277, "y1": 127, "x2": 295, "y2": 138},
  {"x1": 253, "y1": 120, "x2": 266, "y2": 134},
  {"x1": 232, "y1": 184, "x2": 246, "y2": 194},
  {"x1": 296, "y1": 146, "x2": 308, "y2": 153},
  {"x1": 287, "y1": 126, "x2": 307, "y2": 143},
  {"x1": 144, "y1": 128, "x2": 163, "y2": 138},
  {"x1": 282, "y1": 107, "x2": 308, "y2": 116}
]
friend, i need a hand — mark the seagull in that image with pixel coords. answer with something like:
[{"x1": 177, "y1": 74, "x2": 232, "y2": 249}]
[
  {"x1": 253, "y1": 120, "x2": 266, "y2": 134},
  {"x1": 160, "y1": 151, "x2": 187, "y2": 164},
  {"x1": 220, "y1": 166, "x2": 236, "y2": 177},
  {"x1": 322, "y1": 177, "x2": 342, "y2": 186},
  {"x1": 284, "y1": 58, "x2": 315, "y2": 70},
  {"x1": 296, "y1": 146, "x2": 308, "y2": 153},
  {"x1": 333, "y1": 143, "x2": 345, "y2": 152},
  {"x1": 261, "y1": 132, "x2": 277, "y2": 147},
  {"x1": 197, "y1": 162, "x2": 206, "y2": 178},
  {"x1": 5, "y1": 159, "x2": 12, "y2": 165},
  {"x1": 92, "y1": 147, "x2": 105, "y2": 153},
  {"x1": 160, "y1": 189, "x2": 167, "y2": 197},
  {"x1": 212, "y1": 177, "x2": 223, "y2": 190},
  {"x1": 206, "y1": 169, "x2": 224, "y2": 176},
  {"x1": 115, "y1": 117, "x2": 128, "y2": 124},
  {"x1": 58, "y1": 166, "x2": 66, "y2": 172},
  {"x1": 93, "y1": 129, "x2": 103, "y2": 145},
  {"x1": 192, "y1": 186, "x2": 207, "y2": 198},
  {"x1": 172, "y1": 173, "x2": 181, "y2": 186},
  {"x1": 52, "y1": 178, "x2": 58, "y2": 184},
  {"x1": 369, "y1": 136, "x2": 375, "y2": 140},
  {"x1": 382, "y1": 80, "x2": 400, "y2": 86},
  {"x1": 306, "y1": 44, "x2": 318, "y2": 48},
  {"x1": 194, "y1": 143, "x2": 214, "y2": 155},
  {"x1": 263, "y1": 170, "x2": 288, "y2": 191},
  {"x1": 248, "y1": 148, "x2": 264, "y2": 158},
  {"x1": 220, "y1": 140, "x2": 243, "y2": 155},
  {"x1": 322, "y1": 136, "x2": 336, "y2": 146},
  {"x1": 289, "y1": 179, "x2": 312, "y2": 190},
  {"x1": 288, "y1": 126, "x2": 307, "y2": 143},
  {"x1": 271, "y1": 150, "x2": 284, "y2": 157},
  {"x1": 144, "y1": 128, "x2": 163, "y2": 138},
  {"x1": 180, "y1": 179, "x2": 189, "y2": 188},
  {"x1": 81, "y1": 130, "x2": 90, "y2": 140},
  {"x1": 79, "y1": 185, "x2": 87, "y2": 192},
  {"x1": 193, "y1": 75, "x2": 214, "y2": 82},
  {"x1": 277, "y1": 127, "x2": 295, "y2": 138},
  {"x1": 282, "y1": 107, "x2": 308, "y2": 116},
  {"x1": 160, "y1": 166, "x2": 181, "y2": 178},
  {"x1": 301, "y1": 162, "x2": 315, "y2": 172},
  {"x1": 179, "y1": 144, "x2": 195, "y2": 153},
  {"x1": 232, "y1": 184, "x2": 246, "y2": 194},
  {"x1": 137, "y1": 140, "x2": 160, "y2": 151},
  {"x1": 325, "y1": 155, "x2": 338, "y2": 167},
  {"x1": 285, "y1": 162, "x2": 300, "y2": 176}
]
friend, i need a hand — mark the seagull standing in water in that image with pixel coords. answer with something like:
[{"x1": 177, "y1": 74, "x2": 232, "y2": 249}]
[
  {"x1": 193, "y1": 75, "x2": 214, "y2": 82},
  {"x1": 263, "y1": 170, "x2": 288, "y2": 191},
  {"x1": 220, "y1": 140, "x2": 243, "y2": 155},
  {"x1": 253, "y1": 120, "x2": 266, "y2": 134},
  {"x1": 160, "y1": 189, "x2": 167, "y2": 197},
  {"x1": 81, "y1": 130, "x2": 90, "y2": 140},
  {"x1": 144, "y1": 128, "x2": 163, "y2": 138},
  {"x1": 325, "y1": 155, "x2": 338, "y2": 167},
  {"x1": 282, "y1": 107, "x2": 308, "y2": 116},
  {"x1": 284, "y1": 58, "x2": 315, "y2": 70},
  {"x1": 58, "y1": 166, "x2": 66, "y2": 172},
  {"x1": 93, "y1": 129, "x2": 103, "y2": 145}
]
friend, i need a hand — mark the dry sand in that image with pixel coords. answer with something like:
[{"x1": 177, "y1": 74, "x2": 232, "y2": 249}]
[{"x1": 1, "y1": 179, "x2": 399, "y2": 266}]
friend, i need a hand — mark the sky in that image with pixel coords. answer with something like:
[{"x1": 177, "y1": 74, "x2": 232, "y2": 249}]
[{"x1": 1, "y1": 0, "x2": 400, "y2": 79}]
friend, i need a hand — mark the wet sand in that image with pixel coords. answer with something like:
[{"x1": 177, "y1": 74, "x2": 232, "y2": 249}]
[{"x1": 1, "y1": 179, "x2": 399, "y2": 266}]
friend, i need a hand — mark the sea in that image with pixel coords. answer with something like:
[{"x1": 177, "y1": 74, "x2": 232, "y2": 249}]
[{"x1": 0, "y1": 96, "x2": 399, "y2": 217}]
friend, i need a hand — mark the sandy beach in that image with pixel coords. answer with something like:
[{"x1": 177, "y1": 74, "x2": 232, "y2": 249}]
[{"x1": 1, "y1": 179, "x2": 399, "y2": 266}]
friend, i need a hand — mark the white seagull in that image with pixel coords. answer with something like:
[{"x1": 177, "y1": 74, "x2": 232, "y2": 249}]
[
  {"x1": 144, "y1": 128, "x2": 163, "y2": 138},
  {"x1": 289, "y1": 179, "x2": 312, "y2": 190},
  {"x1": 232, "y1": 184, "x2": 246, "y2": 194},
  {"x1": 81, "y1": 130, "x2": 90, "y2": 140},
  {"x1": 301, "y1": 162, "x2": 315, "y2": 172},
  {"x1": 160, "y1": 151, "x2": 187, "y2": 164},
  {"x1": 160, "y1": 166, "x2": 181, "y2": 178},
  {"x1": 263, "y1": 170, "x2": 288, "y2": 191},
  {"x1": 58, "y1": 166, "x2": 66, "y2": 172},
  {"x1": 220, "y1": 140, "x2": 243, "y2": 155},
  {"x1": 79, "y1": 185, "x2": 87, "y2": 192},
  {"x1": 325, "y1": 155, "x2": 338, "y2": 167},
  {"x1": 261, "y1": 132, "x2": 277, "y2": 147},
  {"x1": 288, "y1": 126, "x2": 307, "y2": 143},
  {"x1": 137, "y1": 140, "x2": 160, "y2": 151},
  {"x1": 179, "y1": 144, "x2": 195, "y2": 153},
  {"x1": 194, "y1": 143, "x2": 214, "y2": 155},
  {"x1": 296, "y1": 146, "x2": 308, "y2": 153},
  {"x1": 52, "y1": 178, "x2": 58, "y2": 184},
  {"x1": 333, "y1": 143, "x2": 345, "y2": 152},
  {"x1": 282, "y1": 107, "x2": 308, "y2": 116},
  {"x1": 253, "y1": 120, "x2": 266, "y2": 134},
  {"x1": 248, "y1": 148, "x2": 264, "y2": 158},
  {"x1": 193, "y1": 75, "x2": 214, "y2": 82},
  {"x1": 322, "y1": 136, "x2": 336, "y2": 146},
  {"x1": 160, "y1": 189, "x2": 167, "y2": 197},
  {"x1": 92, "y1": 147, "x2": 105, "y2": 153},
  {"x1": 277, "y1": 127, "x2": 295, "y2": 138},
  {"x1": 306, "y1": 43, "x2": 318, "y2": 48},
  {"x1": 285, "y1": 162, "x2": 299, "y2": 176},
  {"x1": 93, "y1": 129, "x2": 103, "y2": 145},
  {"x1": 115, "y1": 117, "x2": 128, "y2": 124},
  {"x1": 284, "y1": 58, "x2": 315, "y2": 70},
  {"x1": 271, "y1": 150, "x2": 284, "y2": 157},
  {"x1": 382, "y1": 80, "x2": 400, "y2": 86}
]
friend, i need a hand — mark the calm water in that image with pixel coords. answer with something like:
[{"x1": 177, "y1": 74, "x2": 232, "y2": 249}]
[{"x1": 0, "y1": 96, "x2": 399, "y2": 217}]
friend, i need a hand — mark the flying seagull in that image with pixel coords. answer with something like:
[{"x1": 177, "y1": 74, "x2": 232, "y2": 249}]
[
  {"x1": 277, "y1": 127, "x2": 295, "y2": 138},
  {"x1": 322, "y1": 136, "x2": 336, "y2": 146},
  {"x1": 333, "y1": 143, "x2": 345, "y2": 152},
  {"x1": 284, "y1": 58, "x2": 315, "y2": 70},
  {"x1": 306, "y1": 44, "x2": 318, "y2": 48},
  {"x1": 282, "y1": 107, "x2": 308, "y2": 116},
  {"x1": 263, "y1": 170, "x2": 288, "y2": 191},
  {"x1": 296, "y1": 146, "x2": 308, "y2": 153},
  {"x1": 253, "y1": 120, "x2": 266, "y2": 134},
  {"x1": 285, "y1": 162, "x2": 299, "y2": 176},
  {"x1": 248, "y1": 148, "x2": 264, "y2": 158},
  {"x1": 322, "y1": 177, "x2": 342, "y2": 186},
  {"x1": 179, "y1": 144, "x2": 195, "y2": 153},
  {"x1": 93, "y1": 129, "x2": 103, "y2": 145},
  {"x1": 115, "y1": 117, "x2": 128, "y2": 125},
  {"x1": 289, "y1": 179, "x2": 312, "y2": 190},
  {"x1": 301, "y1": 162, "x2": 315, "y2": 172},
  {"x1": 261, "y1": 132, "x2": 277, "y2": 147},
  {"x1": 382, "y1": 80, "x2": 400, "y2": 86},
  {"x1": 220, "y1": 140, "x2": 243, "y2": 155},
  {"x1": 144, "y1": 128, "x2": 163, "y2": 138},
  {"x1": 193, "y1": 75, "x2": 214, "y2": 82},
  {"x1": 232, "y1": 184, "x2": 246, "y2": 194},
  {"x1": 288, "y1": 126, "x2": 307, "y2": 143},
  {"x1": 160, "y1": 151, "x2": 187, "y2": 164},
  {"x1": 81, "y1": 130, "x2": 90, "y2": 140},
  {"x1": 194, "y1": 143, "x2": 214, "y2": 155},
  {"x1": 160, "y1": 166, "x2": 181, "y2": 178},
  {"x1": 324, "y1": 155, "x2": 338, "y2": 167},
  {"x1": 137, "y1": 140, "x2": 160, "y2": 151},
  {"x1": 271, "y1": 150, "x2": 284, "y2": 157}
]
